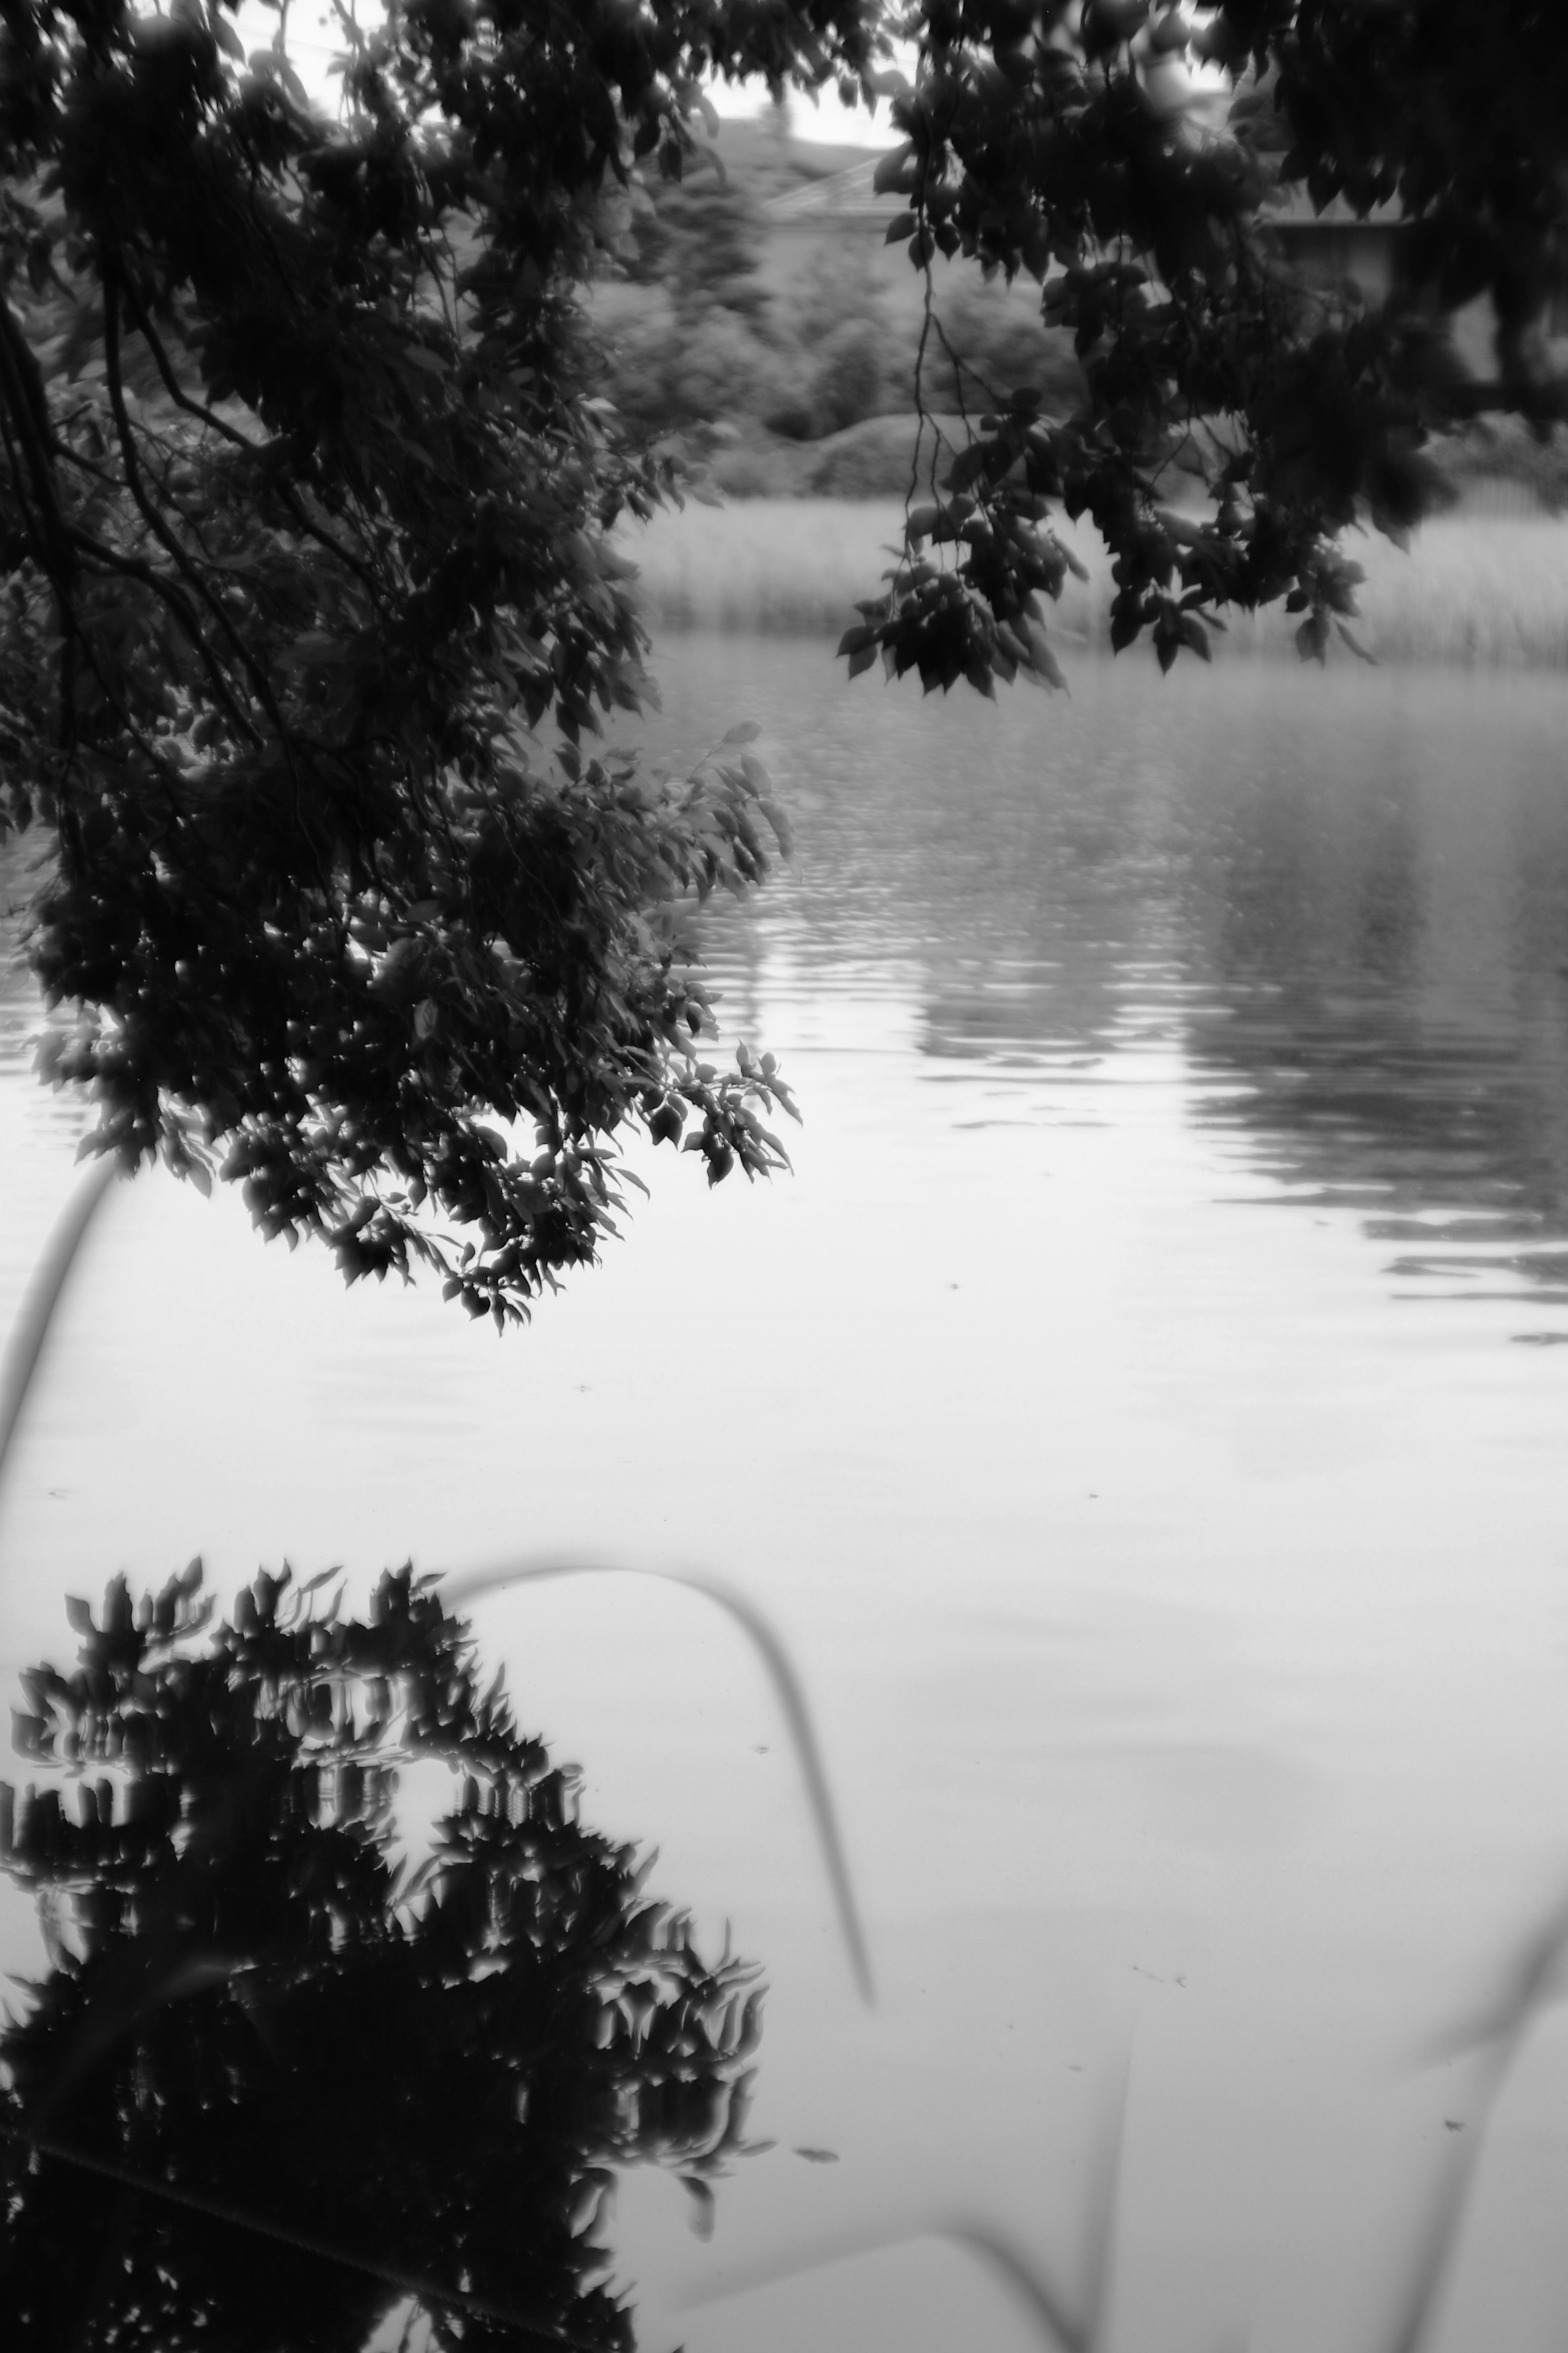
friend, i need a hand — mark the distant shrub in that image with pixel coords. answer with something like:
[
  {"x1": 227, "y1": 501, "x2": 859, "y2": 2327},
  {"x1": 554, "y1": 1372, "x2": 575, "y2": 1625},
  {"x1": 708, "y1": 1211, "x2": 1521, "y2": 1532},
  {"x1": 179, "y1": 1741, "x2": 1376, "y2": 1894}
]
[
  {"x1": 915, "y1": 281, "x2": 1086, "y2": 417},
  {"x1": 763, "y1": 270, "x2": 1085, "y2": 439},
  {"x1": 810, "y1": 319, "x2": 900, "y2": 436},
  {"x1": 599, "y1": 174, "x2": 1086, "y2": 457},
  {"x1": 705, "y1": 414, "x2": 970, "y2": 501},
  {"x1": 594, "y1": 285, "x2": 678, "y2": 434},
  {"x1": 762, "y1": 400, "x2": 820, "y2": 442},
  {"x1": 801, "y1": 413, "x2": 929, "y2": 497},
  {"x1": 708, "y1": 434, "x2": 819, "y2": 495},
  {"x1": 599, "y1": 290, "x2": 781, "y2": 436},
  {"x1": 1427, "y1": 413, "x2": 1568, "y2": 512},
  {"x1": 776, "y1": 244, "x2": 891, "y2": 349},
  {"x1": 670, "y1": 307, "x2": 781, "y2": 425},
  {"x1": 622, "y1": 163, "x2": 770, "y2": 326}
]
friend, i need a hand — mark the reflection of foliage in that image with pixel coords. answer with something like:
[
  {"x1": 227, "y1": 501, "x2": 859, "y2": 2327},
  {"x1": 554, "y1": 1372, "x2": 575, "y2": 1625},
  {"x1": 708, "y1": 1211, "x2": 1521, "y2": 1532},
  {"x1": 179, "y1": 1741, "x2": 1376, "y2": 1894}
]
[{"x1": 0, "y1": 1566, "x2": 762, "y2": 2352}]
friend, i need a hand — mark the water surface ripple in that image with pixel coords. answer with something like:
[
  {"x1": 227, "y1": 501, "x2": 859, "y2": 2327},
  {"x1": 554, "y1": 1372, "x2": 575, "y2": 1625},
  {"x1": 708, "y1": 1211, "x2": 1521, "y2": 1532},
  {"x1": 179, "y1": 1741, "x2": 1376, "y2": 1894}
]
[
  {"x1": 665, "y1": 648, "x2": 1568, "y2": 1333},
  {"x1": 6, "y1": 644, "x2": 1568, "y2": 2353}
]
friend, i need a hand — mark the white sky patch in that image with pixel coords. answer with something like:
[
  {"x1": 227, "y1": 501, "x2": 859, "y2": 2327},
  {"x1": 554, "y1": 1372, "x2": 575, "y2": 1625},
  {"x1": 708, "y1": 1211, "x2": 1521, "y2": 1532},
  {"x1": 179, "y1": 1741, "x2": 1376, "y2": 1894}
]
[
  {"x1": 706, "y1": 76, "x2": 906, "y2": 149},
  {"x1": 229, "y1": 0, "x2": 903, "y2": 144},
  {"x1": 232, "y1": 0, "x2": 344, "y2": 93}
]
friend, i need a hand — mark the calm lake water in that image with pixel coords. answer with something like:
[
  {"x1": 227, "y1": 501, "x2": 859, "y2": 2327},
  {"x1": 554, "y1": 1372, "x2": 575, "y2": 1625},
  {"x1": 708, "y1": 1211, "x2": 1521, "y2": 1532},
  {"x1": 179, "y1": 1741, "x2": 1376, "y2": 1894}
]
[{"x1": 6, "y1": 642, "x2": 1568, "y2": 2353}]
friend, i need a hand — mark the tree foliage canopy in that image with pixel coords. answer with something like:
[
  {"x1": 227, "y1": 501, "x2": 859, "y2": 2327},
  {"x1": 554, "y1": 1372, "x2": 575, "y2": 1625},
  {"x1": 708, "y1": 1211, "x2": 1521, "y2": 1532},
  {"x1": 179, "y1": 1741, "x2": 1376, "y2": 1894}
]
[
  {"x1": 0, "y1": 0, "x2": 860, "y2": 1321},
  {"x1": 0, "y1": 1562, "x2": 761, "y2": 2351},
  {"x1": 854, "y1": 0, "x2": 1568, "y2": 692},
  {"x1": 0, "y1": 0, "x2": 1563, "y2": 1316}
]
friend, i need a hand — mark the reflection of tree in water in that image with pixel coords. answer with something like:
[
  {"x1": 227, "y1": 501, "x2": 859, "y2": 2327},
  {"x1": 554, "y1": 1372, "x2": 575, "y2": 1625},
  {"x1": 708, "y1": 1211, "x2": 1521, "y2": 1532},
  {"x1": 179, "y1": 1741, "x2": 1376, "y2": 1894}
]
[
  {"x1": 915, "y1": 768, "x2": 1183, "y2": 1066},
  {"x1": 1177, "y1": 754, "x2": 1568, "y2": 1299},
  {"x1": 0, "y1": 1566, "x2": 760, "y2": 2352},
  {"x1": 656, "y1": 646, "x2": 1568, "y2": 1301},
  {"x1": 688, "y1": 697, "x2": 1186, "y2": 1068}
]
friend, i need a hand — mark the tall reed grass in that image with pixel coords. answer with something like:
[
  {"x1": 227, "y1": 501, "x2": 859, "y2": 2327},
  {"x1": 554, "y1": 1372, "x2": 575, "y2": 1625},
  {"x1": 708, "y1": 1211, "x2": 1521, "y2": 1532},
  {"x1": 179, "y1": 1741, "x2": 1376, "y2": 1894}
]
[{"x1": 615, "y1": 499, "x2": 1568, "y2": 668}]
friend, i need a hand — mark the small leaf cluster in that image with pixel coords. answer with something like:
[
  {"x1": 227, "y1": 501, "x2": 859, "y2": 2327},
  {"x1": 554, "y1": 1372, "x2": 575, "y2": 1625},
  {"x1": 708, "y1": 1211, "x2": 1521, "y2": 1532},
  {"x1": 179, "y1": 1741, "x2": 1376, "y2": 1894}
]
[{"x1": 0, "y1": 1562, "x2": 764, "y2": 2351}]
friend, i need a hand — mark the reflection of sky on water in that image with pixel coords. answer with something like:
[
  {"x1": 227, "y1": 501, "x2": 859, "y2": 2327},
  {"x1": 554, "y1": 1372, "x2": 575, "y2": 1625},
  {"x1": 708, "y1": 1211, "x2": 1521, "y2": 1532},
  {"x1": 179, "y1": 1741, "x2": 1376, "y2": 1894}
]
[{"x1": 7, "y1": 643, "x2": 1568, "y2": 2353}]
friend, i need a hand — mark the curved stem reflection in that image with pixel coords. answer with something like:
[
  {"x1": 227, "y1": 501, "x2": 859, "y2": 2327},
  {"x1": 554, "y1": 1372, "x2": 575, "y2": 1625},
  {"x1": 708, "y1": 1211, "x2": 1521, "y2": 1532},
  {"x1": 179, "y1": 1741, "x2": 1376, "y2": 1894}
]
[{"x1": 444, "y1": 1558, "x2": 875, "y2": 2008}]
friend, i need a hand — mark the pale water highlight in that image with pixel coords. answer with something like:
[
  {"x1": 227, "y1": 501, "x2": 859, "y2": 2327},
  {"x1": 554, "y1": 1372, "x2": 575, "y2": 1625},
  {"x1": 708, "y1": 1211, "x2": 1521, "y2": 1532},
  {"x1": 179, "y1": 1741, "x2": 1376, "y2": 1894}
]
[{"x1": 4, "y1": 646, "x2": 1568, "y2": 2353}]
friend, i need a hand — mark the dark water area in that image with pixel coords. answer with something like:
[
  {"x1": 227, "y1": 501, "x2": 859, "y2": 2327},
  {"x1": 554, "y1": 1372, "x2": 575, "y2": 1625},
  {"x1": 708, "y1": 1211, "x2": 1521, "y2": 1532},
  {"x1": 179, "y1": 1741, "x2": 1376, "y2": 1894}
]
[{"x1": 5, "y1": 645, "x2": 1568, "y2": 2353}]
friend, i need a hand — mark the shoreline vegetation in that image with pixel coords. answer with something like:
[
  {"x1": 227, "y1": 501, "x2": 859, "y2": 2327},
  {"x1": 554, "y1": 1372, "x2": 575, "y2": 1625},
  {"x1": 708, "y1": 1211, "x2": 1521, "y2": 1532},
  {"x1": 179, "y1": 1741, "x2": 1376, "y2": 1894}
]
[
  {"x1": 594, "y1": 111, "x2": 1568, "y2": 671},
  {"x1": 617, "y1": 468, "x2": 1568, "y2": 668}
]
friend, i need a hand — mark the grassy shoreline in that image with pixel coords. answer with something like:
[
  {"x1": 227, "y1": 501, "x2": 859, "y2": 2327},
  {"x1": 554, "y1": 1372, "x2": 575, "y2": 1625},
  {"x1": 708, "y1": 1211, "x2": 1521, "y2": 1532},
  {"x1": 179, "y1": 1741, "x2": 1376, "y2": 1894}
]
[{"x1": 613, "y1": 497, "x2": 1568, "y2": 668}]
